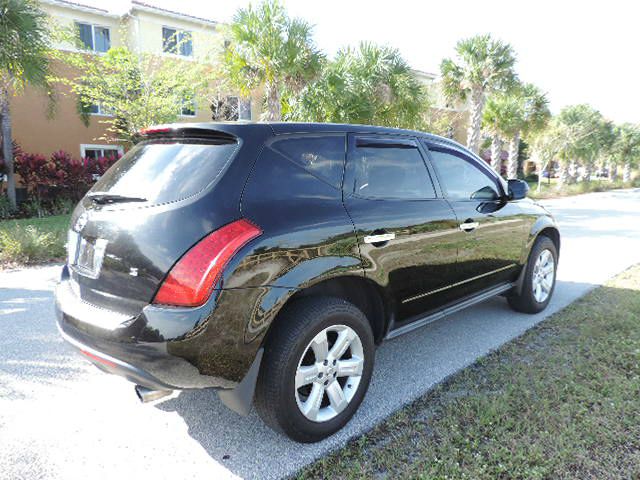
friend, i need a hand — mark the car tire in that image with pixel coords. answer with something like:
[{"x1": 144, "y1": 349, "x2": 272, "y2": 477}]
[
  {"x1": 254, "y1": 296, "x2": 375, "y2": 443},
  {"x1": 508, "y1": 235, "x2": 558, "y2": 314}
]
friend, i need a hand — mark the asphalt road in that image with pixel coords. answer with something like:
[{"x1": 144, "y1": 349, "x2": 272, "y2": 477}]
[{"x1": 1, "y1": 188, "x2": 640, "y2": 480}]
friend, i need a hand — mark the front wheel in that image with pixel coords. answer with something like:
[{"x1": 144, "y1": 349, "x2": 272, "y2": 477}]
[
  {"x1": 254, "y1": 297, "x2": 375, "y2": 443},
  {"x1": 508, "y1": 235, "x2": 558, "y2": 314}
]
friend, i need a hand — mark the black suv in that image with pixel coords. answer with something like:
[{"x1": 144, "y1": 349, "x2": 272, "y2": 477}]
[{"x1": 56, "y1": 122, "x2": 559, "y2": 442}]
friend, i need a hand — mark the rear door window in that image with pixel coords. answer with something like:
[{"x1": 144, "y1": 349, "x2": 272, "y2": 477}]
[
  {"x1": 344, "y1": 137, "x2": 436, "y2": 199},
  {"x1": 270, "y1": 135, "x2": 345, "y2": 188},
  {"x1": 90, "y1": 140, "x2": 238, "y2": 205}
]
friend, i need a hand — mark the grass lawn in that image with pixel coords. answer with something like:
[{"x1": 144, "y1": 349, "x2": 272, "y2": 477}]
[
  {"x1": 300, "y1": 265, "x2": 640, "y2": 479},
  {"x1": 0, "y1": 214, "x2": 71, "y2": 266},
  {"x1": 527, "y1": 177, "x2": 638, "y2": 199}
]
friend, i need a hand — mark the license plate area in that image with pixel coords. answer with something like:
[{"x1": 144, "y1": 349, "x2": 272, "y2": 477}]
[{"x1": 68, "y1": 230, "x2": 107, "y2": 279}]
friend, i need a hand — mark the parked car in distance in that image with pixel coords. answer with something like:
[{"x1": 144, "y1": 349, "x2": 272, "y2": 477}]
[{"x1": 55, "y1": 122, "x2": 560, "y2": 442}]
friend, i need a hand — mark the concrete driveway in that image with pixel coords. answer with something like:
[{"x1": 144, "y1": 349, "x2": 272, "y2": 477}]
[{"x1": 1, "y1": 188, "x2": 639, "y2": 480}]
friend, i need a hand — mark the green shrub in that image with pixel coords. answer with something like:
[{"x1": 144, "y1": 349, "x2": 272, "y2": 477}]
[
  {"x1": 524, "y1": 173, "x2": 539, "y2": 183},
  {"x1": 0, "y1": 196, "x2": 13, "y2": 219},
  {"x1": 19, "y1": 198, "x2": 47, "y2": 218},
  {"x1": 0, "y1": 224, "x2": 66, "y2": 265}
]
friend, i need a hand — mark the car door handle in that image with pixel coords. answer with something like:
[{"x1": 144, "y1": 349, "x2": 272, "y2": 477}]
[
  {"x1": 364, "y1": 233, "x2": 396, "y2": 244},
  {"x1": 459, "y1": 221, "x2": 479, "y2": 232}
]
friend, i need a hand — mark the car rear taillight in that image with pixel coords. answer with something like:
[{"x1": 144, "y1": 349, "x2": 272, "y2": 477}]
[{"x1": 152, "y1": 219, "x2": 262, "y2": 307}]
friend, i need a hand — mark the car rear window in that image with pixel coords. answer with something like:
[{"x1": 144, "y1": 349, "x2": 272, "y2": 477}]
[{"x1": 90, "y1": 140, "x2": 238, "y2": 205}]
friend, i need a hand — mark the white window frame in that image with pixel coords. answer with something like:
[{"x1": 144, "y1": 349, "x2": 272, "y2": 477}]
[
  {"x1": 75, "y1": 21, "x2": 111, "y2": 53},
  {"x1": 80, "y1": 144, "x2": 124, "y2": 158},
  {"x1": 88, "y1": 104, "x2": 113, "y2": 117},
  {"x1": 162, "y1": 25, "x2": 193, "y2": 58}
]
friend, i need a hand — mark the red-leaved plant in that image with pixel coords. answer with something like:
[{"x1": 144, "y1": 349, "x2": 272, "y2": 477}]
[{"x1": 14, "y1": 149, "x2": 121, "y2": 211}]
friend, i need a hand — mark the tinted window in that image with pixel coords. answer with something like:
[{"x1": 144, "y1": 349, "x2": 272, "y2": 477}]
[
  {"x1": 91, "y1": 140, "x2": 237, "y2": 205},
  {"x1": 428, "y1": 148, "x2": 500, "y2": 201},
  {"x1": 272, "y1": 135, "x2": 345, "y2": 188},
  {"x1": 345, "y1": 143, "x2": 435, "y2": 199},
  {"x1": 162, "y1": 27, "x2": 192, "y2": 56},
  {"x1": 94, "y1": 26, "x2": 110, "y2": 53},
  {"x1": 162, "y1": 27, "x2": 177, "y2": 54},
  {"x1": 76, "y1": 22, "x2": 93, "y2": 50}
]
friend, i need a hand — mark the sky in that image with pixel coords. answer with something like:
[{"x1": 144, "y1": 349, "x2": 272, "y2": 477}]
[{"x1": 87, "y1": 0, "x2": 639, "y2": 124}]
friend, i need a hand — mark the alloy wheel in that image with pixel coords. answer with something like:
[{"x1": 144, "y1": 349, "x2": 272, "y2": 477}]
[
  {"x1": 532, "y1": 249, "x2": 555, "y2": 303},
  {"x1": 294, "y1": 324, "x2": 364, "y2": 423}
]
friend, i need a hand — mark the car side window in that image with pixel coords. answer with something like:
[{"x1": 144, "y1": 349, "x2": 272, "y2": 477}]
[
  {"x1": 427, "y1": 147, "x2": 501, "y2": 201},
  {"x1": 344, "y1": 140, "x2": 436, "y2": 200},
  {"x1": 271, "y1": 135, "x2": 345, "y2": 188}
]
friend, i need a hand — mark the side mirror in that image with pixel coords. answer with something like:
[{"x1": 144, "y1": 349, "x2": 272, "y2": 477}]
[{"x1": 507, "y1": 179, "x2": 529, "y2": 200}]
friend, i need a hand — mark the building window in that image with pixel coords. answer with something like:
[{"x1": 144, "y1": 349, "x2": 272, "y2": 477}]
[
  {"x1": 87, "y1": 104, "x2": 112, "y2": 116},
  {"x1": 239, "y1": 98, "x2": 251, "y2": 120},
  {"x1": 211, "y1": 96, "x2": 251, "y2": 121},
  {"x1": 162, "y1": 27, "x2": 193, "y2": 57},
  {"x1": 180, "y1": 96, "x2": 197, "y2": 117},
  {"x1": 81, "y1": 144, "x2": 123, "y2": 159},
  {"x1": 76, "y1": 22, "x2": 111, "y2": 53}
]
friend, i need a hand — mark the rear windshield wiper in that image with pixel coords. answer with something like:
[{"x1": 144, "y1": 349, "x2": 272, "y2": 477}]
[{"x1": 87, "y1": 192, "x2": 148, "y2": 204}]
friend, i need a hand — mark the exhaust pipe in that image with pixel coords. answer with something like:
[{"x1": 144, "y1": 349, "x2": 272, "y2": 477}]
[{"x1": 135, "y1": 385, "x2": 173, "y2": 403}]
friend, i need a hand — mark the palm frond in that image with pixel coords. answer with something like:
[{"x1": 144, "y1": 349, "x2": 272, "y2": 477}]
[{"x1": 0, "y1": 0, "x2": 51, "y2": 90}]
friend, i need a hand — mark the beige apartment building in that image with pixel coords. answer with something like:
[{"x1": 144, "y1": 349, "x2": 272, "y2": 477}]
[
  {"x1": 11, "y1": 0, "x2": 257, "y2": 161},
  {"x1": 11, "y1": 1, "x2": 468, "y2": 165}
]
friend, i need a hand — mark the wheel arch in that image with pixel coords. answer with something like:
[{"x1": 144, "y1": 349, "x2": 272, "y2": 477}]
[
  {"x1": 261, "y1": 275, "x2": 391, "y2": 348},
  {"x1": 524, "y1": 215, "x2": 561, "y2": 263},
  {"x1": 513, "y1": 217, "x2": 561, "y2": 296},
  {"x1": 538, "y1": 226, "x2": 560, "y2": 259}
]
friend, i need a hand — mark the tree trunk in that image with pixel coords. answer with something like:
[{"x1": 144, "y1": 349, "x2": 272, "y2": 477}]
[
  {"x1": 506, "y1": 131, "x2": 520, "y2": 179},
  {"x1": 623, "y1": 162, "x2": 631, "y2": 183},
  {"x1": 558, "y1": 160, "x2": 569, "y2": 188},
  {"x1": 490, "y1": 134, "x2": 502, "y2": 174},
  {"x1": 582, "y1": 162, "x2": 592, "y2": 182},
  {"x1": 0, "y1": 87, "x2": 16, "y2": 210},
  {"x1": 609, "y1": 162, "x2": 617, "y2": 181},
  {"x1": 567, "y1": 160, "x2": 578, "y2": 184},
  {"x1": 466, "y1": 87, "x2": 485, "y2": 154},
  {"x1": 262, "y1": 81, "x2": 282, "y2": 121},
  {"x1": 537, "y1": 160, "x2": 547, "y2": 192}
]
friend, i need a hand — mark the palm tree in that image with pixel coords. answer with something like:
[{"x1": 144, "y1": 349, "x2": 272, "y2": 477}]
[
  {"x1": 482, "y1": 93, "x2": 520, "y2": 174},
  {"x1": 505, "y1": 83, "x2": 550, "y2": 179},
  {"x1": 593, "y1": 120, "x2": 615, "y2": 182},
  {"x1": 224, "y1": 0, "x2": 323, "y2": 121},
  {"x1": 529, "y1": 119, "x2": 565, "y2": 192},
  {"x1": 612, "y1": 123, "x2": 640, "y2": 183},
  {"x1": 291, "y1": 42, "x2": 427, "y2": 129},
  {"x1": 0, "y1": 0, "x2": 51, "y2": 209},
  {"x1": 579, "y1": 116, "x2": 611, "y2": 182},
  {"x1": 553, "y1": 105, "x2": 605, "y2": 188},
  {"x1": 556, "y1": 105, "x2": 606, "y2": 186},
  {"x1": 440, "y1": 34, "x2": 517, "y2": 154},
  {"x1": 483, "y1": 83, "x2": 549, "y2": 178}
]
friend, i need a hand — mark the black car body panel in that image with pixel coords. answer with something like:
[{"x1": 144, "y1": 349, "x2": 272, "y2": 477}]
[{"x1": 55, "y1": 121, "x2": 560, "y2": 413}]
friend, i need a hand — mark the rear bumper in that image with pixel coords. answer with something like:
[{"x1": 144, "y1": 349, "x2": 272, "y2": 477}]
[
  {"x1": 55, "y1": 265, "x2": 267, "y2": 414},
  {"x1": 56, "y1": 320, "x2": 175, "y2": 391},
  {"x1": 55, "y1": 267, "x2": 240, "y2": 391}
]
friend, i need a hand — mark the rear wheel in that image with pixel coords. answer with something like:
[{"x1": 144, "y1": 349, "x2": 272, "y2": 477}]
[
  {"x1": 508, "y1": 235, "x2": 558, "y2": 313},
  {"x1": 255, "y1": 297, "x2": 374, "y2": 443}
]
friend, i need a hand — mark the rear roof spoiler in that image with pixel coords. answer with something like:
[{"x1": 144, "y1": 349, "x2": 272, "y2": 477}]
[{"x1": 138, "y1": 126, "x2": 237, "y2": 144}]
